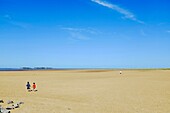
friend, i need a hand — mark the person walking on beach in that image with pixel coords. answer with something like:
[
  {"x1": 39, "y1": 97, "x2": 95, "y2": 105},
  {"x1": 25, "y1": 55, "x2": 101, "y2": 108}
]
[
  {"x1": 32, "y1": 82, "x2": 36, "y2": 91},
  {"x1": 26, "y1": 82, "x2": 31, "y2": 91}
]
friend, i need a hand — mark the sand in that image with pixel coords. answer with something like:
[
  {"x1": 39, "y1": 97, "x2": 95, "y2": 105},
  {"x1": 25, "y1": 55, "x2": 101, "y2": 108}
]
[{"x1": 0, "y1": 70, "x2": 170, "y2": 113}]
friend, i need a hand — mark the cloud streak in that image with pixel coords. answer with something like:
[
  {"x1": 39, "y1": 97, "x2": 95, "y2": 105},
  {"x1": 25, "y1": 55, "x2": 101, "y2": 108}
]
[
  {"x1": 91, "y1": 0, "x2": 144, "y2": 24},
  {"x1": 61, "y1": 27, "x2": 100, "y2": 34},
  {"x1": 62, "y1": 27, "x2": 94, "y2": 41}
]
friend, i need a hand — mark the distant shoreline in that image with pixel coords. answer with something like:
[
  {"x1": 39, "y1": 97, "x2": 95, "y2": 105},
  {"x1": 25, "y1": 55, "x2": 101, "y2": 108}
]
[{"x1": 0, "y1": 68, "x2": 170, "y2": 71}]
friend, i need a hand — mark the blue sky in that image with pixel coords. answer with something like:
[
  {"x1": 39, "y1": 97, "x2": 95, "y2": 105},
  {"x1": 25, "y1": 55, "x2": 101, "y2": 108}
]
[{"x1": 0, "y1": 0, "x2": 170, "y2": 68}]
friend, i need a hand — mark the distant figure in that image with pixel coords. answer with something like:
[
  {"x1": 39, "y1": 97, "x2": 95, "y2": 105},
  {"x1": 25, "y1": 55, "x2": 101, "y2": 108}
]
[
  {"x1": 119, "y1": 71, "x2": 122, "y2": 74},
  {"x1": 26, "y1": 82, "x2": 31, "y2": 91},
  {"x1": 32, "y1": 83, "x2": 36, "y2": 91}
]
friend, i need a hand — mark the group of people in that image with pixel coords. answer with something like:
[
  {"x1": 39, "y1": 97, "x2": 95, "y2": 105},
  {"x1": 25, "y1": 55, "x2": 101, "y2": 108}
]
[{"x1": 26, "y1": 82, "x2": 37, "y2": 92}]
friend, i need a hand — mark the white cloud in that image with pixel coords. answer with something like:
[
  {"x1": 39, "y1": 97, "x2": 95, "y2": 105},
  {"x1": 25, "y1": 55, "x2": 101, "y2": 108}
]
[{"x1": 91, "y1": 0, "x2": 144, "y2": 24}]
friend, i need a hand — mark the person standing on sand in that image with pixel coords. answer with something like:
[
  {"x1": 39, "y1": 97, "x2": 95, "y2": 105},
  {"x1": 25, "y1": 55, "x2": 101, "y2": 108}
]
[
  {"x1": 32, "y1": 82, "x2": 36, "y2": 91},
  {"x1": 119, "y1": 71, "x2": 122, "y2": 74},
  {"x1": 26, "y1": 82, "x2": 31, "y2": 91}
]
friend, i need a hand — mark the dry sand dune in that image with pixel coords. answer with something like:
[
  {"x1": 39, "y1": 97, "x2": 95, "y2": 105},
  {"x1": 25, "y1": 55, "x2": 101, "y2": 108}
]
[{"x1": 0, "y1": 70, "x2": 170, "y2": 113}]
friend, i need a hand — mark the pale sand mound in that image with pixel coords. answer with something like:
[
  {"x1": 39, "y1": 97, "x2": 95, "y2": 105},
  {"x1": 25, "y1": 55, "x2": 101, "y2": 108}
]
[{"x1": 0, "y1": 70, "x2": 170, "y2": 113}]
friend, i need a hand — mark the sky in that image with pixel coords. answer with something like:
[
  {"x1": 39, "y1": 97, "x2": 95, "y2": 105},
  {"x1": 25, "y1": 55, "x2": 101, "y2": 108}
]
[{"x1": 0, "y1": 0, "x2": 170, "y2": 68}]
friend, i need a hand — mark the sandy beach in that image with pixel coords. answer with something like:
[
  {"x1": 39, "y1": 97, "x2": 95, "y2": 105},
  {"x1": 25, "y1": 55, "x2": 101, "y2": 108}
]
[{"x1": 0, "y1": 70, "x2": 170, "y2": 113}]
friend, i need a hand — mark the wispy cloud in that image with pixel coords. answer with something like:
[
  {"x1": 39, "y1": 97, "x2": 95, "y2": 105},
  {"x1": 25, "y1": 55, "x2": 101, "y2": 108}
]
[
  {"x1": 61, "y1": 27, "x2": 99, "y2": 34},
  {"x1": 70, "y1": 32, "x2": 90, "y2": 40},
  {"x1": 166, "y1": 30, "x2": 170, "y2": 33},
  {"x1": 4, "y1": 14, "x2": 12, "y2": 20},
  {"x1": 91, "y1": 0, "x2": 144, "y2": 24},
  {"x1": 62, "y1": 27, "x2": 100, "y2": 41},
  {"x1": 9, "y1": 21, "x2": 31, "y2": 29},
  {"x1": 2, "y1": 14, "x2": 31, "y2": 29},
  {"x1": 140, "y1": 29, "x2": 147, "y2": 36},
  {"x1": 62, "y1": 27, "x2": 91, "y2": 41}
]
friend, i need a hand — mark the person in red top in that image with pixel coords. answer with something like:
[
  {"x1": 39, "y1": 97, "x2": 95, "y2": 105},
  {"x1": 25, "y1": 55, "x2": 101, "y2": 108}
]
[{"x1": 32, "y1": 82, "x2": 36, "y2": 91}]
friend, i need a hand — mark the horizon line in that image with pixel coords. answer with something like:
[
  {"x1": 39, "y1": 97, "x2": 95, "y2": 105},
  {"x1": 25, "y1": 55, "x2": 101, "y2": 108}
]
[{"x1": 0, "y1": 67, "x2": 170, "y2": 71}]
